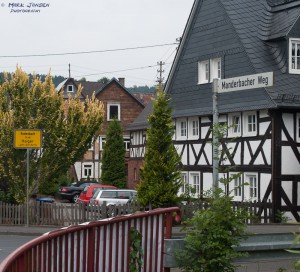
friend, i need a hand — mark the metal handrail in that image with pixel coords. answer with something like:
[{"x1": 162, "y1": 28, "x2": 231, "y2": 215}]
[{"x1": 0, "y1": 207, "x2": 180, "y2": 272}]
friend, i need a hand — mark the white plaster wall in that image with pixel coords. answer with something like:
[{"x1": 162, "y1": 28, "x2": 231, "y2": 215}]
[
  {"x1": 94, "y1": 163, "x2": 99, "y2": 179},
  {"x1": 282, "y1": 146, "x2": 300, "y2": 175},
  {"x1": 260, "y1": 173, "x2": 272, "y2": 201},
  {"x1": 189, "y1": 144, "x2": 201, "y2": 165},
  {"x1": 204, "y1": 143, "x2": 212, "y2": 165},
  {"x1": 176, "y1": 144, "x2": 187, "y2": 165},
  {"x1": 202, "y1": 172, "x2": 213, "y2": 192},
  {"x1": 74, "y1": 162, "x2": 82, "y2": 180},
  {"x1": 281, "y1": 181, "x2": 293, "y2": 206},
  {"x1": 201, "y1": 125, "x2": 210, "y2": 140},
  {"x1": 259, "y1": 110, "x2": 269, "y2": 119},
  {"x1": 262, "y1": 139, "x2": 271, "y2": 165},
  {"x1": 243, "y1": 140, "x2": 265, "y2": 165},
  {"x1": 259, "y1": 121, "x2": 270, "y2": 136},
  {"x1": 282, "y1": 113, "x2": 294, "y2": 141}
]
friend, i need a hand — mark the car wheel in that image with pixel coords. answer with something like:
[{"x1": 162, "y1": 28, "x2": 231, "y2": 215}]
[{"x1": 72, "y1": 194, "x2": 80, "y2": 203}]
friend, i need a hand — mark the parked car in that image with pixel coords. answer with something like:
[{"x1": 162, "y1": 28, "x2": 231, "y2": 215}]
[
  {"x1": 56, "y1": 180, "x2": 99, "y2": 203},
  {"x1": 78, "y1": 184, "x2": 117, "y2": 205},
  {"x1": 89, "y1": 189, "x2": 137, "y2": 206}
]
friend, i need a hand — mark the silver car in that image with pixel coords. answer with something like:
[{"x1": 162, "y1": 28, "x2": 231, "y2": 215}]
[{"x1": 89, "y1": 189, "x2": 137, "y2": 206}]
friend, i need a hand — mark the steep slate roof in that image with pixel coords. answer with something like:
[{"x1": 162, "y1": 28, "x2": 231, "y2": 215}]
[
  {"x1": 127, "y1": 100, "x2": 154, "y2": 131},
  {"x1": 55, "y1": 79, "x2": 68, "y2": 93},
  {"x1": 164, "y1": 0, "x2": 300, "y2": 118},
  {"x1": 76, "y1": 81, "x2": 104, "y2": 98}
]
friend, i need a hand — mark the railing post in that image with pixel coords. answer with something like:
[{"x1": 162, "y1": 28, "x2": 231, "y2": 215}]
[{"x1": 87, "y1": 227, "x2": 96, "y2": 272}]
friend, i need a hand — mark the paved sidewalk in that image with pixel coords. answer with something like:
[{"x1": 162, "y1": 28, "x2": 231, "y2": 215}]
[
  {"x1": 172, "y1": 223, "x2": 300, "y2": 237},
  {"x1": 0, "y1": 225, "x2": 61, "y2": 236},
  {"x1": 0, "y1": 223, "x2": 299, "y2": 236}
]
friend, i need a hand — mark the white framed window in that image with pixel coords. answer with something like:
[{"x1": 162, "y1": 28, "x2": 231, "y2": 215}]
[
  {"x1": 198, "y1": 60, "x2": 209, "y2": 84},
  {"x1": 107, "y1": 103, "x2": 120, "y2": 120},
  {"x1": 289, "y1": 38, "x2": 300, "y2": 74},
  {"x1": 67, "y1": 85, "x2": 73, "y2": 92},
  {"x1": 190, "y1": 172, "x2": 200, "y2": 194},
  {"x1": 243, "y1": 111, "x2": 257, "y2": 136},
  {"x1": 99, "y1": 136, "x2": 106, "y2": 151},
  {"x1": 210, "y1": 58, "x2": 221, "y2": 80},
  {"x1": 188, "y1": 118, "x2": 199, "y2": 139},
  {"x1": 198, "y1": 58, "x2": 221, "y2": 84},
  {"x1": 180, "y1": 172, "x2": 188, "y2": 194},
  {"x1": 228, "y1": 113, "x2": 241, "y2": 137},
  {"x1": 181, "y1": 121, "x2": 187, "y2": 137},
  {"x1": 176, "y1": 118, "x2": 187, "y2": 140},
  {"x1": 233, "y1": 175, "x2": 242, "y2": 198},
  {"x1": 83, "y1": 164, "x2": 93, "y2": 178},
  {"x1": 247, "y1": 174, "x2": 258, "y2": 199},
  {"x1": 124, "y1": 138, "x2": 130, "y2": 151}
]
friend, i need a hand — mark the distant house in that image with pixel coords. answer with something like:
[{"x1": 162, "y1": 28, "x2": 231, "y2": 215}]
[
  {"x1": 57, "y1": 77, "x2": 145, "y2": 183},
  {"x1": 128, "y1": 0, "x2": 300, "y2": 221}
]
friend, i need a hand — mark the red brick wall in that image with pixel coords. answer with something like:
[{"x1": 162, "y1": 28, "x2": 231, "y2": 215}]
[
  {"x1": 96, "y1": 82, "x2": 144, "y2": 134},
  {"x1": 127, "y1": 159, "x2": 144, "y2": 189}
]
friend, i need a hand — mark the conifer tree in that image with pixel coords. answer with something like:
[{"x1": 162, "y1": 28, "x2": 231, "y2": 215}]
[
  {"x1": 137, "y1": 88, "x2": 182, "y2": 208},
  {"x1": 101, "y1": 119, "x2": 126, "y2": 188}
]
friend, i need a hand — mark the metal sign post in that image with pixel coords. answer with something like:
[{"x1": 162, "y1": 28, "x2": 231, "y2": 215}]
[
  {"x1": 14, "y1": 129, "x2": 42, "y2": 227},
  {"x1": 211, "y1": 72, "x2": 274, "y2": 193},
  {"x1": 212, "y1": 79, "x2": 219, "y2": 192}
]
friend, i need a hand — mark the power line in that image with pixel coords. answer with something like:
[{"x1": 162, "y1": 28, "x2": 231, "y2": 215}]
[
  {"x1": 74, "y1": 63, "x2": 172, "y2": 78},
  {"x1": 0, "y1": 43, "x2": 178, "y2": 58}
]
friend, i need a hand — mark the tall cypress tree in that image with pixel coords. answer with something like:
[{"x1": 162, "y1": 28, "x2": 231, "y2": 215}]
[
  {"x1": 101, "y1": 119, "x2": 126, "y2": 188},
  {"x1": 137, "y1": 89, "x2": 182, "y2": 208}
]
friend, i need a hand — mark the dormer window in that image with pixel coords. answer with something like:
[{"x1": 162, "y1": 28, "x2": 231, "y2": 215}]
[
  {"x1": 67, "y1": 85, "x2": 73, "y2": 92},
  {"x1": 198, "y1": 58, "x2": 221, "y2": 84},
  {"x1": 289, "y1": 39, "x2": 300, "y2": 74}
]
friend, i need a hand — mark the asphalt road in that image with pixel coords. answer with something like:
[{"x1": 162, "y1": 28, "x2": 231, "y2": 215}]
[{"x1": 0, "y1": 234, "x2": 38, "y2": 263}]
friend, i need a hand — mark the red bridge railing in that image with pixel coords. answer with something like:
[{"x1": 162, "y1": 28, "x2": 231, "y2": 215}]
[{"x1": 0, "y1": 207, "x2": 180, "y2": 272}]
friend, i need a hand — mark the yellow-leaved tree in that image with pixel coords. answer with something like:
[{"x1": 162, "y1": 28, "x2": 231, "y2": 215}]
[{"x1": 0, "y1": 67, "x2": 104, "y2": 203}]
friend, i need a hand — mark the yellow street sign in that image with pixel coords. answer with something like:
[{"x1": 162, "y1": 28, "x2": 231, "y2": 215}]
[{"x1": 14, "y1": 129, "x2": 42, "y2": 149}]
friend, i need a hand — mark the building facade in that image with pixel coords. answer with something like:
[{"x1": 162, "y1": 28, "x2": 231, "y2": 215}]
[
  {"x1": 129, "y1": 0, "x2": 300, "y2": 221},
  {"x1": 57, "y1": 77, "x2": 145, "y2": 183}
]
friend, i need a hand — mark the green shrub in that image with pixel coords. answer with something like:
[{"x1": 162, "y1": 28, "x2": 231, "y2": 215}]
[{"x1": 176, "y1": 188, "x2": 249, "y2": 272}]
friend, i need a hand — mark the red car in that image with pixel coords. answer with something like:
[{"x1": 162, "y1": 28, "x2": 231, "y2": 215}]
[{"x1": 78, "y1": 184, "x2": 117, "y2": 205}]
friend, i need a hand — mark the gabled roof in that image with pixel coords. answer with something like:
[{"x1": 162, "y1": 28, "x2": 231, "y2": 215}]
[
  {"x1": 56, "y1": 78, "x2": 68, "y2": 92},
  {"x1": 95, "y1": 77, "x2": 145, "y2": 107},
  {"x1": 56, "y1": 78, "x2": 78, "y2": 93},
  {"x1": 76, "y1": 81, "x2": 104, "y2": 98},
  {"x1": 127, "y1": 100, "x2": 154, "y2": 131},
  {"x1": 164, "y1": 0, "x2": 300, "y2": 118}
]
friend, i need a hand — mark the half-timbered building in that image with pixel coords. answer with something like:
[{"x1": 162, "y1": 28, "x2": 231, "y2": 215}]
[
  {"x1": 128, "y1": 0, "x2": 300, "y2": 221},
  {"x1": 57, "y1": 77, "x2": 145, "y2": 183}
]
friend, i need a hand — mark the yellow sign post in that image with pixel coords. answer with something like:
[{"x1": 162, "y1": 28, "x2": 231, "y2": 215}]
[
  {"x1": 14, "y1": 129, "x2": 42, "y2": 227},
  {"x1": 14, "y1": 129, "x2": 42, "y2": 149}
]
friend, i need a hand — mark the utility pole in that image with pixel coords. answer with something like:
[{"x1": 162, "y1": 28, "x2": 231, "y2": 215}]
[
  {"x1": 156, "y1": 61, "x2": 165, "y2": 89},
  {"x1": 68, "y1": 63, "x2": 71, "y2": 78}
]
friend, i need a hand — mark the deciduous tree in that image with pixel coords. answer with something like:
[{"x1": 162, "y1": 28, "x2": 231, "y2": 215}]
[{"x1": 0, "y1": 67, "x2": 104, "y2": 203}]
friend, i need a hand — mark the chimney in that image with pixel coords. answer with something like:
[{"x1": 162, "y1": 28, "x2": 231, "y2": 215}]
[{"x1": 118, "y1": 78, "x2": 125, "y2": 87}]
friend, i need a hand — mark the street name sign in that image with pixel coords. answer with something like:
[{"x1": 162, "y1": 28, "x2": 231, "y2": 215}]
[
  {"x1": 216, "y1": 72, "x2": 273, "y2": 93},
  {"x1": 14, "y1": 129, "x2": 42, "y2": 149}
]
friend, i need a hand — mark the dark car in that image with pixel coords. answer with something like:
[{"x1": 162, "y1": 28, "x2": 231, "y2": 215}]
[{"x1": 56, "y1": 180, "x2": 99, "y2": 203}]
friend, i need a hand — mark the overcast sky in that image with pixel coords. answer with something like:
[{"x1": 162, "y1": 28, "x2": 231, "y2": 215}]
[{"x1": 0, "y1": 0, "x2": 194, "y2": 87}]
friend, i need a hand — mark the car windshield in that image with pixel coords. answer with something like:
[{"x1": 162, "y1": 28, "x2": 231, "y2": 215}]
[{"x1": 82, "y1": 186, "x2": 89, "y2": 193}]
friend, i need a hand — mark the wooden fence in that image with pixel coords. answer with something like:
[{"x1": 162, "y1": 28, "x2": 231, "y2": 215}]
[{"x1": 0, "y1": 199, "x2": 273, "y2": 226}]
